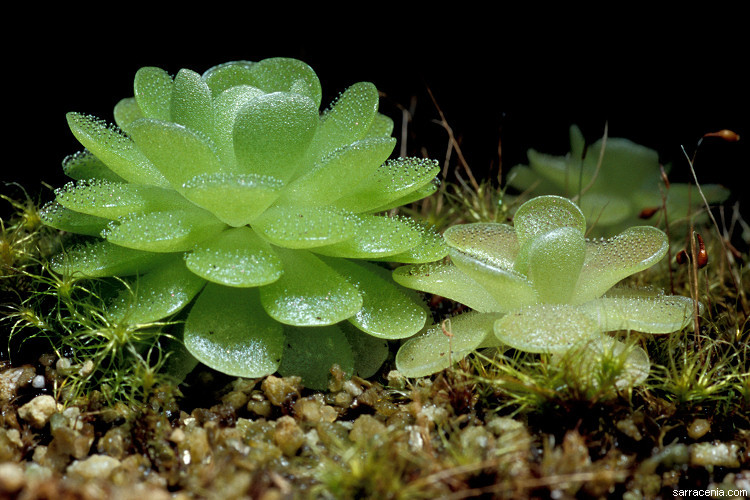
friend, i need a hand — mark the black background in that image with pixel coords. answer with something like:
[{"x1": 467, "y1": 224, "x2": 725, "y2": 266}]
[{"x1": 6, "y1": 13, "x2": 748, "y2": 229}]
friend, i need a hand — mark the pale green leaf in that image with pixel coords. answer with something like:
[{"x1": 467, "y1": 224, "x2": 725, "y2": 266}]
[
  {"x1": 395, "y1": 312, "x2": 503, "y2": 378},
  {"x1": 444, "y1": 223, "x2": 518, "y2": 273},
  {"x1": 184, "y1": 284, "x2": 285, "y2": 378},
  {"x1": 133, "y1": 66, "x2": 173, "y2": 121},
  {"x1": 181, "y1": 172, "x2": 282, "y2": 227},
  {"x1": 212, "y1": 85, "x2": 265, "y2": 167},
  {"x1": 551, "y1": 335, "x2": 651, "y2": 389},
  {"x1": 66, "y1": 112, "x2": 169, "y2": 187},
  {"x1": 113, "y1": 97, "x2": 143, "y2": 132},
  {"x1": 493, "y1": 303, "x2": 601, "y2": 353},
  {"x1": 233, "y1": 92, "x2": 318, "y2": 181},
  {"x1": 246, "y1": 57, "x2": 322, "y2": 106},
  {"x1": 365, "y1": 177, "x2": 440, "y2": 213},
  {"x1": 108, "y1": 256, "x2": 206, "y2": 323},
  {"x1": 171, "y1": 68, "x2": 214, "y2": 137},
  {"x1": 55, "y1": 179, "x2": 191, "y2": 220},
  {"x1": 62, "y1": 150, "x2": 125, "y2": 183},
  {"x1": 513, "y1": 195, "x2": 586, "y2": 246},
  {"x1": 572, "y1": 226, "x2": 668, "y2": 303},
  {"x1": 103, "y1": 209, "x2": 225, "y2": 253},
  {"x1": 311, "y1": 214, "x2": 421, "y2": 259},
  {"x1": 277, "y1": 324, "x2": 354, "y2": 390},
  {"x1": 40, "y1": 201, "x2": 109, "y2": 237},
  {"x1": 580, "y1": 292, "x2": 694, "y2": 333},
  {"x1": 524, "y1": 226, "x2": 586, "y2": 303},
  {"x1": 369, "y1": 224, "x2": 448, "y2": 264},
  {"x1": 128, "y1": 118, "x2": 224, "y2": 189},
  {"x1": 392, "y1": 262, "x2": 502, "y2": 313},
  {"x1": 321, "y1": 258, "x2": 427, "y2": 339},
  {"x1": 340, "y1": 322, "x2": 389, "y2": 379},
  {"x1": 185, "y1": 226, "x2": 283, "y2": 287},
  {"x1": 332, "y1": 158, "x2": 440, "y2": 213},
  {"x1": 50, "y1": 239, "x2": 169, "y2": 278},
  {"x1": 279, "y1": 137, "x2": 396, "y2": 207},
  {"x1": 252, "y1": 206, "x2": 357, "y2": 249},
  {"x1": 310, "y1": 81, "x2": 379, "y2": 155},
  {"x1": 448, "y1": 247, "x2": 538, "y2": 312},
  {"x1": 259, "y1": 248, "x2": 362, "y2": 326},
  {"x1": 202, "y1": 60, "x2": 255, "y2": 97},
  {"x1": 364, "y1": 113, "x2": 394, "y2": 139}
]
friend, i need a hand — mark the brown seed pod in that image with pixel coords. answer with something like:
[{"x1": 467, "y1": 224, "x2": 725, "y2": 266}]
[
  {"x1": 695, "y1": 233, "x2": 708, "y2": 269},
  {"x1": 703, "y1": 129, "x2": 740, "y2": 142},
  {"x1": 639, "y1": 206, "x2": 661, "y2": 219}
]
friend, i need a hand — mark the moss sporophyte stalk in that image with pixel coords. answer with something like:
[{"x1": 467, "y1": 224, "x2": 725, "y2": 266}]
[
  {"x1": 393, "y1": 195, "x2": 699, "y2": 386},
  {"x1": 42, "y1": 58, "x2": 447, "y2": 389}
]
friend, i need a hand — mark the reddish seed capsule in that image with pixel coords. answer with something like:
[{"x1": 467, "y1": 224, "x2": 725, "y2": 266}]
[
  {"x1": 639, "y1": 206, "x2": 661, "y2": 219},
  {"x1": 703, "y1": 129, "x2": 740, "y2": 142},
  {"x1": 695, "y1": 233, "x2": 708, "y2": 268}
]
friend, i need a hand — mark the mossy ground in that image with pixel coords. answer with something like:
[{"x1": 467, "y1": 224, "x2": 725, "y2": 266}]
[{"x1": 1, "y1": 116, "x2": 748, "y2": 499}]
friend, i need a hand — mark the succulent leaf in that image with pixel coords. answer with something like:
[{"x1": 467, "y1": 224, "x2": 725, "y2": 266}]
[
  {"x1": 133, "y1": 66, "x2": 174, "y2": 121},
  {"x1": 50, "y1": 240, "x2": 169, "y2": 278},
  {"x1": 184, "y1": 226, "x2": 283, "y2": 287},
  {"x1": 103, "y1": 209, "x2": 225, "y2": 253},
  {"x1": 233, "y1": 91, "x2": 318, "y2": 181},
  {"x1": 171, "y1": 68, "x2": 214, "y2": 137},
  {"x1": 62, "y1": 150, "x2": 125, "y2": 183},
  {"x1": 396, "y1": 312, "x2": 504, "y2": 378},
  {"x1": 259, "y1": 248, "x2": 363, "y2": 326},
  {"x1": 572, "y1": 226, "x2": 668, "y2": 304},
  {"x1": 184, "y1": 285, "x2": 285, "y2": 378},
  {"x1": 108, "y1": 256, "x2": 206, "y2": 323},
  {"x1": 127, "y1": 118, "x2": 223, "y2": 189},
  {"x1": 66, "y1": 112, "x2": 169, "y2": 187},
  {"x1": 40, "y1": 201, "x2": 110, "y2": 237},
  {"x1": 392, "y1": 262, "x2": 502, "y2": 313},
  {"x1": 55, "y1": 180, "x2": 189, "y2": 219},
  {"x1": 277, "y1": 325, "x2": 353, "y2": 390},
  {"x1": 493, "y1": 304, "x2": 601, "y2": 353},
  {"x1": 322, "y1": 258, "x2": 427, "y2": 339},
  {"x1": 180, "y1": 172, "x2": 283, "y2": 227}
]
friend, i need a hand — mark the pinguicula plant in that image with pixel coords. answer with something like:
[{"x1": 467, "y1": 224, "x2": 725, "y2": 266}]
[
  {"x1": 393, "y1": 195, "x2": 698, "y2": 387},
  {"x1": 506, "y1": 126, "x2": 729, "y2": 236},
  {"x1": 41, "y1": 57, "x2": 447, "y2": 389}
]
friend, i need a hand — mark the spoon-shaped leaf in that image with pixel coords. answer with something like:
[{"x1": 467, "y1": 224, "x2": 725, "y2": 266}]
[
  {"x1": 393, "y1": 262, "x2": 502, "y2": 313},
  {"x1": 233, "y1": 91, "x2": 318, "y2": 182},
  {"x1": 494, "y1": 303, "x2": 601, "y2": 353},
  {"x1": 181, "y1": 172, "x2": 283, "y2": 227},
  {"x1": 572, "y1": 226, "x2": 668, "y2": 304},
  {"x1": 103, "y1": 209, "x2": 226, "y2": 253},
  {"x1": 128, "y1": 118, "x2": 224, "y2": 189},
  {"x1": 513, "y1": 195, "x2": 586, "y2": 246},
  {"x1": 66, "y1": 113, "x2": 169, "y2": 187},
  {"x1": 277, "y1": 324, "x2": 354, "y2": 390},
  {"x1": 184, "y1": 285, "x2": 285, "y2": 378},
  {"x1": 50, "y1": 240, "x2": 169, "y2": 278},
  {"x1": 185, "y1": 226, "x2": 283, "y2": 287},
  {"x1": 259, "y1": 249, "x2": 362, "y2": 326},
  {"x1": 133, "y1": 66, "x2": 173, "y2": 121},
  {"x1": 253, "y1": 206, "x2": 358, "y2": 249},
  {"x1": 108, "y1": 256, "x2": 206, "y2": 324},
  {"x1": 321, "y1": 257, "x2": 427, "y2": 339},
  {"x1": 444, "y1": 223, "x2": 519, "y2": 273},
  {"x1": 396, "y1": 312, "x2": 504, "y2": 378}
]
